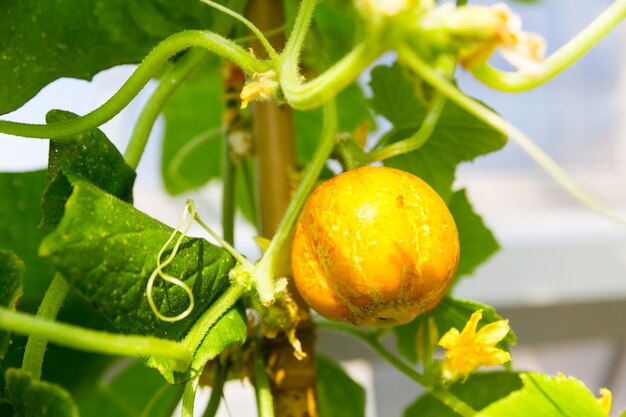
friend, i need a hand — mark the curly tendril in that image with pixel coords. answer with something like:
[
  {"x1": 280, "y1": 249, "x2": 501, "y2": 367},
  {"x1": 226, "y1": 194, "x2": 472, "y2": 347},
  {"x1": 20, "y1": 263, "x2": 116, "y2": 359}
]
[{"x1": 146, "y1": 200, "x2": 197, "y2": 323}]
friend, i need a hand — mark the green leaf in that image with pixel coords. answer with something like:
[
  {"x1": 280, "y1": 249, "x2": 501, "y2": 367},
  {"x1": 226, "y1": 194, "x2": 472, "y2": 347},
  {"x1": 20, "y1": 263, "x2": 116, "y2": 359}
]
[
  {"x1": 317, "y1": 355, "x2": 366, "y2": 417},
  {"x1": 0, "y1": 172, "x2": 114, "y2": 396},
  {"x1": 5, "y1": 368, "x2": 79, "y2": 417},
  {"x1": 0, "y1": 366, "x2": 13, "y2": 416},
  {"x1": 369, "y1": 64, "x2": 427, "y2": 130},
  {"x1": 42, "y1": 110, "x2": 136, "y2": 228},
  {"x1": 76, "y1": 359, "x2": 183, "y2": 417},
  {"x1": 448, "y1": 189, "x2": 499, "y2": 279},
  {"x1": 482, "y1": 373, "x2": 607, "y2": 417},
  {"x1": 0, "y1": 171, "x2": 55, "y2": 309},
  {"x1": 39, "y1": 178, "x2": 236, "y2": 340},
  {"x1": 0, "y1": 0, "x2": 225, "y2": 115},
  {"x1": 404, "y1": 372, "x2": 523, "y2": 417},
  {"x1": 369, "y1": 63, "x2": 506, "y2": 201},
  {"x1": 393, "y1": 298, "x2": 516, "y2": 365},
  {"x1": 310, "y1": 1, "x2": 361, "y2": 66},
  {"x1": 161, "y1": 58, "x2": 224, "y2": 195},
  {"x1": 0, "y1": 251, "x2": 24, "y2": 359}
]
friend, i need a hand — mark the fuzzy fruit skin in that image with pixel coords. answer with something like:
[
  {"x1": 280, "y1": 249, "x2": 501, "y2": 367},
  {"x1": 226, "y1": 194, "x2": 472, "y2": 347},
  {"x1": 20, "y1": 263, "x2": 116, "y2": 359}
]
[{"x1": 291, "y1": 166, "x2": 460, "y2": 327}]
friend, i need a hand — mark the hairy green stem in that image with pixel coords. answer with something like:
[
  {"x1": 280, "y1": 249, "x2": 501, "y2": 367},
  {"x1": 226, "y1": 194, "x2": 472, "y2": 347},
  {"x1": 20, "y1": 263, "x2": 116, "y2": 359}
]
[
  {"x1": 202, "y1": 362, "x2": 227, "y2": 417},
  {"x1": 0, "y1": 30, "x2": 269, "y2": 139},
  {"x1": 253, "y1": 342, "x2": 275, "y2": 417},
  {"x1": 0, "y1": 308, "x2": 192, "y2": 370},
  {"x1": 279, "y1": 0, "x2": 382, "y2": 110},
  {"x1": 281, "y1": 40, "x2": 382, "y2": 110},
  {"x1": 319, "y1": 321, "x2": 478, "y2": 417},
  {"x1": 368, "y1": 93, "x2": 446, "y2": 162},
  {"x1": 280, "y1": 0, "x2": 318, "y2": 73},
  {"x1": 124, "y1": 49, "x2": 209, "y2": 169},
  {"x1": 181, "y1": 375, "x2": 201, "y2": 417},
  {"x1": 254, "y1": 100, "x2": 338, "y2": 305},
  {"x1": 471, "y1": 0, "x2": 626, "y2": 91},
  {"x1": 399, "y1": 45, "x2": 626, "y2": 226},
  {"x1": 200, "y1": 0, "x2": 278, "y2": 60},
  {"x1": 182, "y1": 284, "x2": 246, "y2": 354},
  {"x1": 21, "y1": 273, "x2": 70, "y2": 380}
]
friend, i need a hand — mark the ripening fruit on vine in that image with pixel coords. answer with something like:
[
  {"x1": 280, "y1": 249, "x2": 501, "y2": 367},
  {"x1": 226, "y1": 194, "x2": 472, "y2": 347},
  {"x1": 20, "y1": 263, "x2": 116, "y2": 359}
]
[{"x1": 291, "y1": 166, "x2": 460, "y2": 327}]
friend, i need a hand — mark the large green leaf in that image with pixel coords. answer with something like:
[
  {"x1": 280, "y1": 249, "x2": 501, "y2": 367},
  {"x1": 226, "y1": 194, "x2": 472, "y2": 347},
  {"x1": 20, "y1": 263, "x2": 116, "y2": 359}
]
[
  {"x1": 0, "y1": 0, "x2": 225, "y2": 115},
  {"x1": 0, "y1": 171, "x2": 114, "y2": 396},
  {"x1": 0, "y1": 171, "x2": 55, "y2": 310},
  {"x1": 404, "y1": 372, "x2": 523, "y2": 417},
  {"x1": 394, "y1": 298, "x2": 516, "y2": 365},
  {"x1": 317, "y1": 355, "x2": 366, "y2": 417},
  {"x1": 369, "y1": 63, "x2": 506, "y2": 201},
  {"x1": 482, "y1": 373, "x2": 608, "y2": 417},
  {"x1": 0, "y1": 251, "x2": 24, "y2": 359},
  {"x1": 5, "y1": 368, "x2": 79, "y2": 417},
  {"x1": 448, "y1": 189, "x2": 499, "y2": 279},
  {"x1": 161, "y1": 57, "x2": 224, "y2": 195},
  {"x1": 76, "y1": 359, "x2": 183, "y2": 417},
  {"x1": 39, "y1": 178, "x2": 236, "y2": 340},
  {"x1": 0, "y1": 366, "x2": 12, "y2": 416},
  {"x1": 42, "y1": 110, "x2": 135, "y2": 228}
]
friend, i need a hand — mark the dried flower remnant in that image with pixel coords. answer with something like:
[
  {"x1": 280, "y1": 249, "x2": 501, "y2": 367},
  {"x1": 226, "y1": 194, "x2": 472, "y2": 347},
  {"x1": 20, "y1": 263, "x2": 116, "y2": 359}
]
[
  {"x1": 459, "y1": 4, "x2": 546, "y2": 75},
  {"x1": 240, "y1": 70, "x2": 278, "y2": 109}
]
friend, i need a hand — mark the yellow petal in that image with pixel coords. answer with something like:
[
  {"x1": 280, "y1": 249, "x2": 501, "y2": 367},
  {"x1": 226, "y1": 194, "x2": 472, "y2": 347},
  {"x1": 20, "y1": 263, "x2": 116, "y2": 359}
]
[
  {"x1": 438, "y1": 328, "x2": 460, "y2": 348},
  {"x1": 480, "y1": 347, "x2": 511, "y2": 366},
  {"x1": 597, "y1": 387, "x2": 612, "y2": 415},
  {"x1": 475, "y1": 319, "x2": 510, "y2": 345},
  {"x1": 460, "y1": 309, "x2": 483, "y2": 338}
]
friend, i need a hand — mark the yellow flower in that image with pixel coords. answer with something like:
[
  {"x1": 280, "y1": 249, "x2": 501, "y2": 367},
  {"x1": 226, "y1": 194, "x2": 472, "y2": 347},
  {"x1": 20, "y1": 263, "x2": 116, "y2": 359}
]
[
  {"x1": 597, "y1": 387, "x2": 612, "y2": 415},
  {"x1": 438, "y1": 309, "x2": 511, "y2": 382},
  {"x1": 240, "y1": 70, "x2": 278, "y2": 109}
]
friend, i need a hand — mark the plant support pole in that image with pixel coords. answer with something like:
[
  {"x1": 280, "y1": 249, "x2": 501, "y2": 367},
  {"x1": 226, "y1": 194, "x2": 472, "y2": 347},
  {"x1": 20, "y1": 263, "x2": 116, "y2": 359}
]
[{"x1": 247, "y1": 1, "x2": 318, "y2": 416}]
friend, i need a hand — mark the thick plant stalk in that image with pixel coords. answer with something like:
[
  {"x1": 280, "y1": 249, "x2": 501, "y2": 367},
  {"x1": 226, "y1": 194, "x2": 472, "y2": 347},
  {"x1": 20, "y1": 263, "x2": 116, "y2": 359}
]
[{"x1": 247, "y1": 1, "x2": 318, "y2": 416}]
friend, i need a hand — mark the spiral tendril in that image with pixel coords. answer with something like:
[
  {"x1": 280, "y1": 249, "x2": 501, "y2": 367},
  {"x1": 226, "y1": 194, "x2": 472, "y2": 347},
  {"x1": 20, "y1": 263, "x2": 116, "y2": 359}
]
[{"x1": 146, "y1": 201, "x2": 197, "y2": 322}]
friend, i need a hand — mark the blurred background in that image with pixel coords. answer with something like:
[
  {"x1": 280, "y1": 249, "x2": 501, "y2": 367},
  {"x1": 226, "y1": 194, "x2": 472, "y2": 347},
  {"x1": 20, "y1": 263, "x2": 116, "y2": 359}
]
[{"x1": 1, "y1": 0, "x2": 625, "y2": 415}]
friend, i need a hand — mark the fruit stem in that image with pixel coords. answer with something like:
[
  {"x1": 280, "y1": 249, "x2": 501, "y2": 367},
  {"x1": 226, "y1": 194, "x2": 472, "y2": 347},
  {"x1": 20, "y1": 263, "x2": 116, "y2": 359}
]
[{"x1": 470, "y1": 0, "x2": 626, "y2": 92}]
